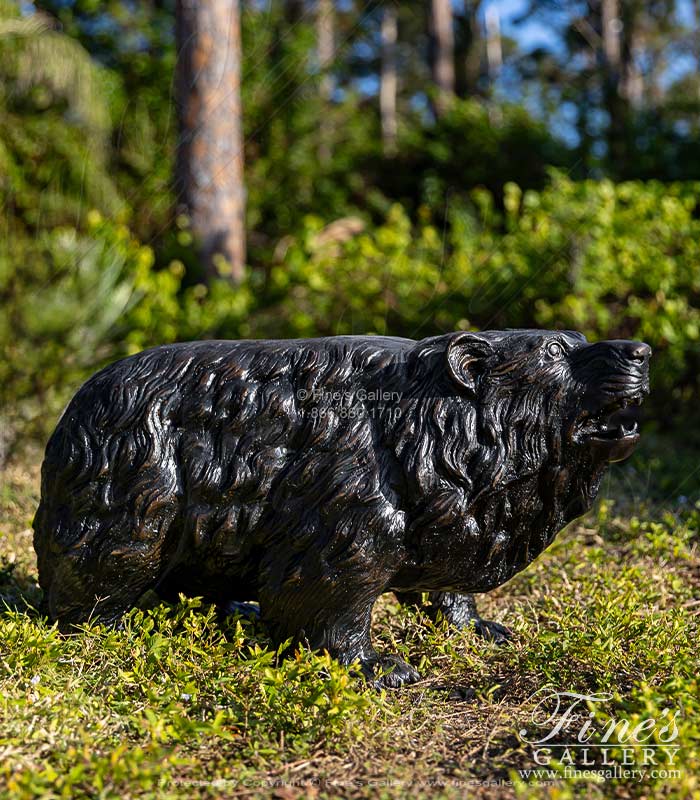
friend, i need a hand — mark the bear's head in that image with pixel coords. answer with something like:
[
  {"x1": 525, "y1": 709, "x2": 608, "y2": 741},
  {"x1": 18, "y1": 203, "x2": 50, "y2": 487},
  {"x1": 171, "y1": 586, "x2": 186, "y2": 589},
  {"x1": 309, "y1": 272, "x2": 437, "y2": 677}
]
[
  {"x1": 394, "y1": 330, "x2": 650, "y2": 507},
  {"x1": 444, "y1": 329, "x2": 650, "y2": 467}
]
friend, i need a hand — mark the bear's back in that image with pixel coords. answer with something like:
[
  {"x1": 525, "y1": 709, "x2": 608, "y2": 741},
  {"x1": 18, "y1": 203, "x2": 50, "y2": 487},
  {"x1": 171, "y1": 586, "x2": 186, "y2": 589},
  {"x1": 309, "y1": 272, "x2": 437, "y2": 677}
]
[{"x1": 34, "y1": 336, "x2": 414, "y2": 561}]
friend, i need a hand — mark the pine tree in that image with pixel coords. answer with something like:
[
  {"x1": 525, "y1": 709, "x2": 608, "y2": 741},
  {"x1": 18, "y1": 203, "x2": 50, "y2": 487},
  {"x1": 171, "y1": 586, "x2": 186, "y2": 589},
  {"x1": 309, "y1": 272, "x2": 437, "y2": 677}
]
[{"x1": 175, "y1": 0, "x2": 246, "y2": 281}]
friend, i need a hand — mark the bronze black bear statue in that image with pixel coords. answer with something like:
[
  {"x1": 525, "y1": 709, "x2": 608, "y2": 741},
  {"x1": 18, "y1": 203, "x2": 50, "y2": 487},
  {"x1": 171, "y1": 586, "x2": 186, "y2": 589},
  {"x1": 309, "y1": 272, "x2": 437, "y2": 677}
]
[{"x1": 33, "y1": 331, "x2": 650, "y2": 687}]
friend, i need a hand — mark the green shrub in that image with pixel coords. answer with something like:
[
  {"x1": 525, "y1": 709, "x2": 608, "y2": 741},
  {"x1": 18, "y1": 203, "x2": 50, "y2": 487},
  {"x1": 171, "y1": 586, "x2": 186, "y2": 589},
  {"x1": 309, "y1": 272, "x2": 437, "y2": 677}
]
[
  {"x1": 247, "y1": 173, "x2": 700, "y2": 416},
  {"x1": 0, "y1": 213, "x2": 184, "y2": 458}
]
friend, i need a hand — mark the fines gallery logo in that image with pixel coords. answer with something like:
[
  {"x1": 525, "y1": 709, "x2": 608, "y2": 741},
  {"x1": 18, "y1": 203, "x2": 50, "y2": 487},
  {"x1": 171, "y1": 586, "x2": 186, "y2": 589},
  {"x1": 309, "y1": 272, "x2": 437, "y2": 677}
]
[{"x1": 518, "y1": 690, "x2": 681, "y2": 781}]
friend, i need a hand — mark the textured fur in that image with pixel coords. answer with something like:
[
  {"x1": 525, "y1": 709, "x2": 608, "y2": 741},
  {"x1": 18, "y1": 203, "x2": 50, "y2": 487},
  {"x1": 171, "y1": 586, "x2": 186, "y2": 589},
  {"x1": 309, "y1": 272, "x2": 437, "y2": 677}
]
[{"x1": 34, "y1": 330, "x2": 650, "y2": 686}]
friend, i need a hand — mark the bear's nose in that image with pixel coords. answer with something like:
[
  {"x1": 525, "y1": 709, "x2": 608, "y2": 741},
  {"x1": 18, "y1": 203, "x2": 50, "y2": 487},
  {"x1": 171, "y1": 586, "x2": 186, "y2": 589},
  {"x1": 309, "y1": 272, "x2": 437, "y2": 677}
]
[{"x1": 627, "y1": 341, "x2": 652, "y2": 361}]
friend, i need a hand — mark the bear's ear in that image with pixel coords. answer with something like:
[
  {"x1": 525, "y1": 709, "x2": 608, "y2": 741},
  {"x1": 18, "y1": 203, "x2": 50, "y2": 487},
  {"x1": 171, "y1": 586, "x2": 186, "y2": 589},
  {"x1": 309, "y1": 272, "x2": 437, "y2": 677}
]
[{"x1": 446, "y1": 332, "x2": 494, "y2": 393}]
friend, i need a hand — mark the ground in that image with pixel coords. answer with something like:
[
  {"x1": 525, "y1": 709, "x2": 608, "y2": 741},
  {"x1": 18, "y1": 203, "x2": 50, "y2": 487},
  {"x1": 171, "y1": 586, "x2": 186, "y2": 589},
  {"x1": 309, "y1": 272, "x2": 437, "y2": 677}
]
[{"x1": 0, "y1": 439, "x2": 698, "y2": 799}]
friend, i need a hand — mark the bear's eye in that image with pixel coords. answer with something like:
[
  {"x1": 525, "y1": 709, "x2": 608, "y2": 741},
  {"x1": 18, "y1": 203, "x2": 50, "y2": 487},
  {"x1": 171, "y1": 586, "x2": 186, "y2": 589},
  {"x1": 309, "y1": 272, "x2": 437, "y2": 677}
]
[{"x1": 546, "y1": 341, "x2": 565, "y2": 359}]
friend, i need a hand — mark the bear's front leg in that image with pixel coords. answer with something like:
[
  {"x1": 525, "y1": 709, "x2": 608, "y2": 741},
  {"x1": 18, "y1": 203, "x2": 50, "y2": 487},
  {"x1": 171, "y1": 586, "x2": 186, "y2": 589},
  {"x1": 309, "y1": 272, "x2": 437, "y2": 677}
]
[
  {"x1": 396, "y1": 591, "x2": 512, "y2": 644},
  {"x1": 357, "y1": 648, "x2": 422, "y2": 689},
  {"x1": 259, "y1": 557, "x2": 420, "y2": 689}
]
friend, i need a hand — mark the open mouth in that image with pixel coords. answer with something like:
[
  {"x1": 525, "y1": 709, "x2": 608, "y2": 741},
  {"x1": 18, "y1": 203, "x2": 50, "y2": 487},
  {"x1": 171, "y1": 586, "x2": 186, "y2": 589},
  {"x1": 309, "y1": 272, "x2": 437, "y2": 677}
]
[{"x1": 573, "y1": 396, "x2": 644, "y2": 461}]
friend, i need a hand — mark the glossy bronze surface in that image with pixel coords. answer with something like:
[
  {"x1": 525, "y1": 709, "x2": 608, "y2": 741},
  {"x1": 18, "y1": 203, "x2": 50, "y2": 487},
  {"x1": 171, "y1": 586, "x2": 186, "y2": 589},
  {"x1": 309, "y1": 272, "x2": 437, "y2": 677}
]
[{"x1": 33, "y1": 331, "x2": 650, "y2": 687}]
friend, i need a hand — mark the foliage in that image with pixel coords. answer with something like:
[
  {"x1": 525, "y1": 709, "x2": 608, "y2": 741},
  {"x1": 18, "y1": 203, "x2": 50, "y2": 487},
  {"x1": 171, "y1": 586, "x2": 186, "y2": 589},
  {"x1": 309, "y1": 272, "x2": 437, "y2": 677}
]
[
  {"x1": 0, "y1": 1, "x2": 123, "y2": 232},
  {"x1": 7, "y1": 1, "x2": 568, "y2": 261},
  {"x1": 244, "y1": 174, "x2": 700, "y2": 416},
  {"x1": 241, "y1": 5, "x2": 382, "y2": 254},
  {"x1": 0, "y1": 5, "x2": 111, "y2": 135},
  {"x1": 372, "y1": 98, "x2": 567, "y2": 213},
  {"x1": 33, "y1": 0, "x2": 177, "y2": 240},
  {"x1": 0, "y1": 213, "x2": 183, "y2": 455}
]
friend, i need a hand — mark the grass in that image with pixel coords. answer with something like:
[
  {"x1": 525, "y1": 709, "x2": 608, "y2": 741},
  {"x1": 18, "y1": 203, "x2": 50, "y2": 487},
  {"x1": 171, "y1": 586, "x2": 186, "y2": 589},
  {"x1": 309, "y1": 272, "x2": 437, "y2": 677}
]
[{"x1": 1, "y1": 439, "x2": 699, "y2": 799}]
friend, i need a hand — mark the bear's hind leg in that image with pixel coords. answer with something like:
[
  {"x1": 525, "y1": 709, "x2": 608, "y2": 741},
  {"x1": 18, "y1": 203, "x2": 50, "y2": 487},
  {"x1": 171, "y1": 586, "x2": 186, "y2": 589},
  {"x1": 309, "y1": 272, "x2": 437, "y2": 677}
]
[
  {"x1": 44, "y1": 544, "x2": 165, "y2": 631},
  {"x1": 259, "y1": 557, "x2": 420, "y2": 689}
]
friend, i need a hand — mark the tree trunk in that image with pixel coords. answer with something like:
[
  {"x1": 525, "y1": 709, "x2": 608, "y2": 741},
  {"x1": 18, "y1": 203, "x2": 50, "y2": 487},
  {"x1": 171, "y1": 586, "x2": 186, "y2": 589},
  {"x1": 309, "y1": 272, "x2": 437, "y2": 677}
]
[
  {"x1": 454, "y1": 0, "x2": 483, "y2": 97},
  {"x1": 317, "y1": 0, "x2": 334, "y2": 163},
  {"x1": 601, "y1": 0, "x2": 621, "y2": 70},
  {"x1": 622, "y1": 29, "x2": 643, "y2": 107},
  {"x1": 285, "y1": 0, "x2": 304, "y2": 24},
  {"x1": 175, "y1": 0, "x2": 246, "y2": 281},
  {"x1": 600, "y1": 0, "x2": 627, "y2": 172},
  {"x1": 380, "y1": 4, "x2": 398, "y2": 155},
  {"x1": 485, "y1": 5, "x2": 501, "y2": 78},
  {"x1": 430, "y1": 0, "x2": 455, "y2": 115}
]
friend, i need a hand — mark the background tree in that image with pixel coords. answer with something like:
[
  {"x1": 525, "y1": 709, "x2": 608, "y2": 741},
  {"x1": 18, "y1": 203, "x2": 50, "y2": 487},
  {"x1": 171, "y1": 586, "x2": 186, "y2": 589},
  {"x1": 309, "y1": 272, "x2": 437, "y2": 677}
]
[
  {"x1": 429, "y1": 0, "x2": 455, "y2": 114},
  {"x1": 380, "y1": 3, "x2": 398, "y2": 155},
  {"x1": 285, "y1": 0, "x2": 304, "y2": 24},
  {"x1": 485, "y1": 5, "x2": 502, "y2": 79},
  {"x1": 317, "y1": 0, "x2": 335, "y2": 162},
  {"x1": 455, "y1": 0, "x2": 485, "y2": 97},
  {"x1": 514, "y1": 0, "x2": 691, "y2": 178},
  {"x1": 175, "y1": 0, "x2": 246, "y2": 281}
]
